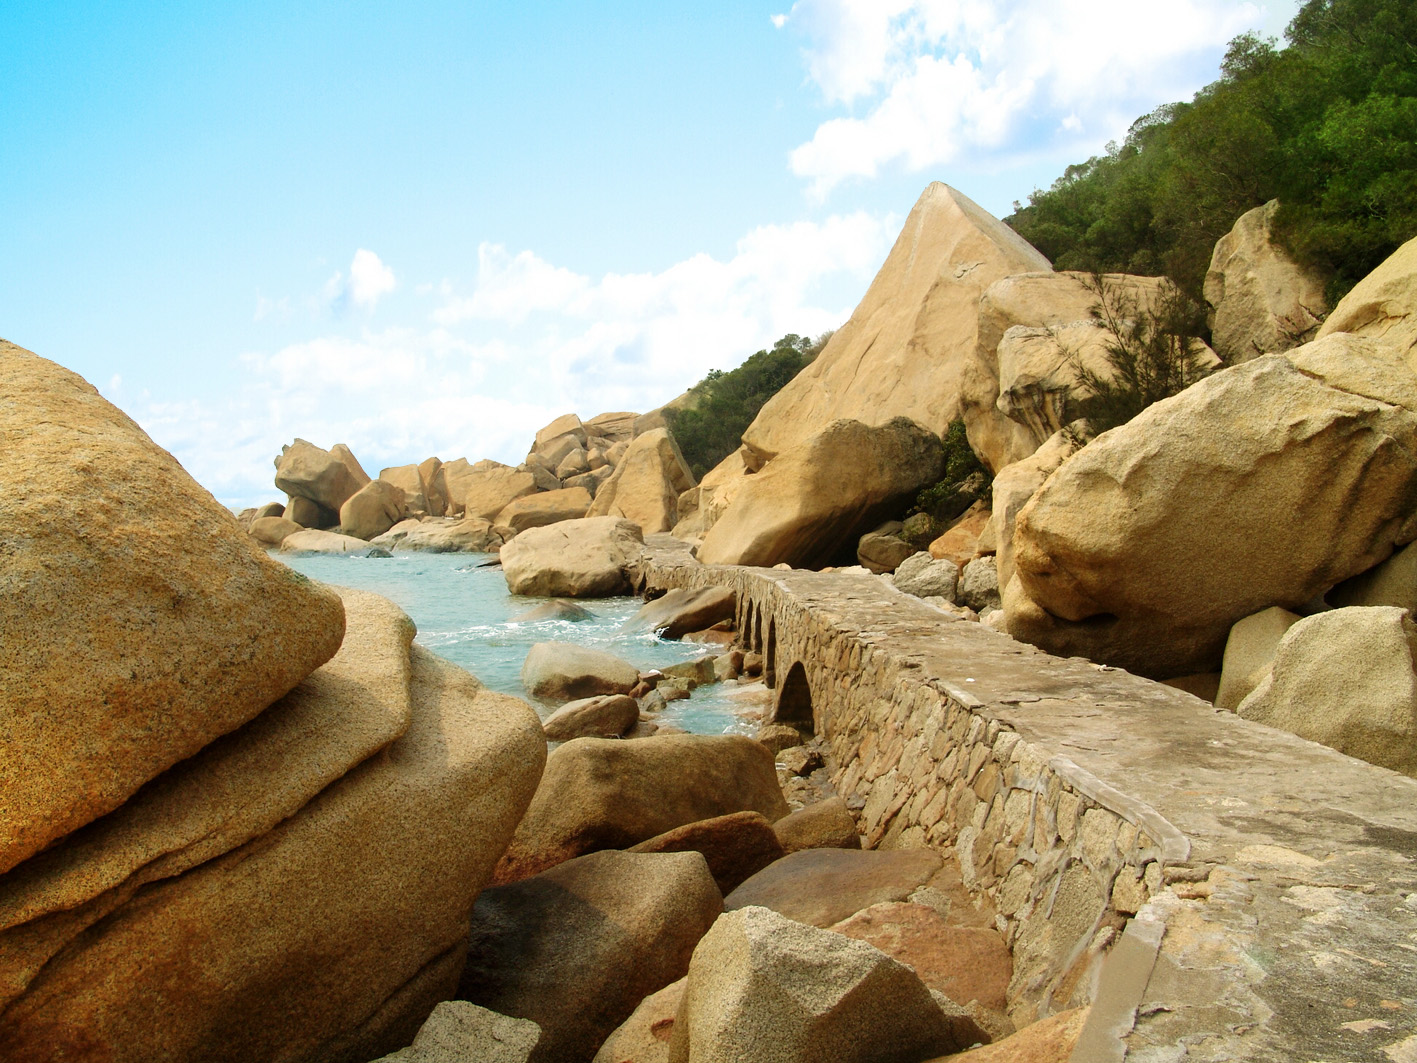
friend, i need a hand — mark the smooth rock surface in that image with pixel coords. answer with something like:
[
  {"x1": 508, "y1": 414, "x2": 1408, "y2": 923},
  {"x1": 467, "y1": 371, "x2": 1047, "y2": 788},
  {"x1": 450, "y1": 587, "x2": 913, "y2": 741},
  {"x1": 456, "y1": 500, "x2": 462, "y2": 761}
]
[
  {"x1": 1215, "y1": 606, "x2": 1303, "y2": 710},
  {"x1": 522, "y1": 642, "x2": 641, "y2": 702},
  {"x1": 622, "y1": 587, "x2": 736, "y2": 640},
  {"x1": 591, "y1": 979, "x2": 684, "y2": 1063},
  {"x1": 501, "y1": 517, "x2": 646, "y2": 598},
  {"x1": 249, "y1": 515, "x2": 304, "y2": 545},
  {"x1": 725, "y1": 848, "x2": 943, "y2": 928},
  {"x1": 542, "y1": 695, "x2": 639, "y2": 741},
  {"x1": 373, "y1": 1001, "x2": 540, "y2": 1063},
  {"x1": 588, "y1": 427, "x2": 695, "y2": 534},
  {"x1": 630, "y1": 811, "x2": 786, "y2": 895},
  {"x1": 1317, "y1": 232, "x2": 1417, "y2": 368},
  {"x1": 921, "y1": 1007, "x2": 1088, "y2": 1063},
  {"x1": 445, "y1": 460, "x2": 538, "y2": 522},
  {"x1": 497, "y1": 487, "x2": 594, "y2": 534},
  {"x1": 340, "y1": 479, "x2": 407, "y2": 541},
  {"x1": 279, "y1": 528, "x2": 392, "y2": 557},
  {"x1": 276, "y1": 438, "x2": 365, "y2": 514},
  {"x1": 1328, "y1": 538, "x2": 1417, "y2": 614},
  {"x1": 772, "y1": 797, "x2": 862, "y2": 854},
  {"x1": 377, "y1": 517, "x2": 504, "y2": 553}
]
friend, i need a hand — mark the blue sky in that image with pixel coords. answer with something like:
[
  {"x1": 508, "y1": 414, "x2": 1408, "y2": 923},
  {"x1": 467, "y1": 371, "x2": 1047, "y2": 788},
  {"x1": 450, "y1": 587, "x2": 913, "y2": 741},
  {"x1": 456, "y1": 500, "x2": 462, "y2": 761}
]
[{"x1": 1, "y1": 0, "x2": 1300, "y2": 506}]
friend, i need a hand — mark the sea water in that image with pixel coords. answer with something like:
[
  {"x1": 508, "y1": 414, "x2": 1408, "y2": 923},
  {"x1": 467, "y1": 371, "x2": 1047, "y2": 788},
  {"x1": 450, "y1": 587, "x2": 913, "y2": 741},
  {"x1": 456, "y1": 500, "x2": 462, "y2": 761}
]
[{"x1": 278, "y1": 551, "x2": 756, "y2": 736}]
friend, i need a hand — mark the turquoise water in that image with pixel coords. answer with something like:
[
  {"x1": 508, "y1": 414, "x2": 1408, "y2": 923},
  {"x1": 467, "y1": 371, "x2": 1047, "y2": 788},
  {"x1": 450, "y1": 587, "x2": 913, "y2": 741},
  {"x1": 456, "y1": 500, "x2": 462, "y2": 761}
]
[{"x1": 278, "y1": 552, "x2": 758, "y2": 736}]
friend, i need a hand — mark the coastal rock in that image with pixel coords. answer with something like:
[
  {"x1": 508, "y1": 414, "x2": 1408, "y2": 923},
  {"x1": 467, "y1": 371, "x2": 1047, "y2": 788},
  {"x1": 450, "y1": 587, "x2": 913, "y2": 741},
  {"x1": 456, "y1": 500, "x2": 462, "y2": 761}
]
[
  {"x1": 591, "y1": 979, "x2": 684, "y2": 1063},
  {"x1": 419, "y1": 457, "x2": 449, "y2": 517},
  {"x1": 460, "y1": 850, "x2": 722, "y2": 1063},
  {"x1": 667, "y1": 905, "x2": 976, "y2": 1063},
  {"x1": 1329, "y1": 539, "x2": 1417, "y2": 613},
  {"x1": 1237, "y1": 606, "x2": 1417, "y2": 776},
  {"x1": 249, "y1": 515, "x2": 303, "y2": 546},
  {"x1": 373, "y1": 1002, "x2": 540, "y2": 1063},
  {"x1": 286, "y1": 494, "x2": 339, "y2": 529},
  {"x1": 1215, "y1": 606, "x2": 1303, "y2": 710},
  {"x1": 588, "y1": 428, "x2": 696, "y2": 534},
  {"x1": 495, "y1": 735, "x2": 790, "y2": 883},
  {"x1": 989, "y1": 429, "x2": 1078, "y2": 591},
  {"x1": 0, "y1": 344, "x2": 346, "y2": 875},
  {"x1": 275, "y1": 438, "x2": 366, "y2": 514},
  {"x1": 858, "y1": 524, "x2": 915, "y2": 574},
  {"x1": 542, "y1": 695, "x2": 639, "y2": 741},
  {"x1": 921, "y1": 1007, "x2": 1087, "y2": 1063},
  {"x1": 629, "y1": 811, "x2": 785, "y2": 895},
  {"x1": 376, "y1": 516, "x2": 503, "y2": 553},
  {"x1": 445, "y1": 459, "x2": 538, "y2": 522},
  {"x1": 521, "y1": 642, "x2": 641, "y2": 702},
  {"x1": 340, "y1": 479, "x2": 407, "y2": 541},
  {"x1": 510, "y1": 600, "x2": 595, "y2": 623},
  {"x1": 532, "y1": 414, "x2": 588, "y2": 467},
  {"x1": 330, "y1": 443, "x2": 371, "y2": 489},
  {"x1": 501, "y1": 517, "x2": 645, "y2": 598},
  {"x1": 1204, "y1": 200, "x2": 1327, "y2": 362},
  {"x1": 556, "y1": 447, "x2": 591, "y2": 480},
  {"x1": 279, "y1": 528, "x2": 392, "y2": 557},
  {"x1": 928, "y1": 501, "x2": 991, "y2": 568},
  {"x1": 622, "y1": 587, "x2": 736, "y2": 640},
  {"x1": 725, "y1": 848, "x2": 943, "y2": 928},
  {"x1": 1007, "y1": 334, "x2": 1417, "y2": 677},
  {"x1": 496, "y1": 487, "x2": 594, "y2": 534},
  {"x1": 698, "y1": 418, "x2": 946, "y2": 569},
  {"x1": 380, "y1": 464, "x2": 434, "y2": 519},
  {"x1": 1317, "y1": 232, "x2": 1417, "y2": 368},
  {"x1": 894, "y1": 553, "x2": 960, "y2": 601},
  {"x1": 739, "y1": 183, "x2": 1051, "y2": 475},
  {"x1": 253, "y1": 501, "x2": 286, "y2": 520},
  {"x1": 772, "y1": 797, "x2": 862, "y2": 854}
]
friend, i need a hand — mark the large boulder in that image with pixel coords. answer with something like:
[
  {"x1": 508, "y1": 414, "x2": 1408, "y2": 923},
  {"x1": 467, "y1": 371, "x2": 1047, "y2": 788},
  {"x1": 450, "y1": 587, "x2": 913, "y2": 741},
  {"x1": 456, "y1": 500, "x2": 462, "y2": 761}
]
[
  {"x1": 275, "y1": 438, "x2": 366, "y2": 514},
  {"x1": 1204, "y1": 200, "x2": 1327, "y2": 362},
  {"x1": 501, "y1": 517, "x2": 645, "y2": 598},
  {"x1": 459, "y1": 850, "x2": 722, "y2": 1063},
  {"x1": 697, "y1": 418, "x2": 946, "y2": 569},
  {"x1": 629, "y1": 811, "x2": 785, "y2": 895},
  {"x1": 445, "y1": 459, "x2": 539, "y2": 521},
  {"x1": 532, "y1": 414, "x2": 589, "y2": 467},
  {"x1": 542, "y1": 694, "x2": 639, "y2": 741},
  {"x1": 286, "y1": 494, "x2": 339, "y2": 529},
  {"x1": 988, "y1": 429, "x2": 1078, "y2": 590},
  {"x1": 380, "y1": 464, "x2": 434, "y2": 519},
  {"x1": 738, "y1": 183, "x2": 1051, "y2": 475},
  {"x1": 671, "y1": 445, "x2": 754, "y2": 542},
  {"x1": 375, "y1": 517, "x2": 504, "y2": 553},
  {"x1": 495, "y1": 735, "x2": 790, "y2": 883},
  {"x1": 893, "y1": 553, "x2": 959, "y2": 601},
  {"x1": 667, "y1": 905, "x2": 980, "y2": 1063},
  {"x1": 521, "y1": 642, "x2": 640, "y2": 702},
  {"x1": 591, "y1": 979, "x2": 684, "y2": 1063},
  {"x1": 585, "y1": 411, "x2": 638, "y2": 444},
  {"x1": 497, "y1": 487, "x2": 594, "y2": 534},
  {"x1": 772, "y1": 797, "x2": 862, "y2": 855},
  {"x1": 249, "y1": 514, "x2": 304, "y2": 546},
  {"x1": 279, "y1": 529, "x2": 392, "y2": 557},
  {"x1": 1237, "y1": 606, "x2": 1417, "y2": 776},
  {"x1": 621, "y1": 587, "x2": 736, "y2": 640},
  {"x1": 340, "y1": 479, "x2": 407, "y2": 541},
  {"x1": 1329, "y1": 539, "x2": 1417, "y2": 613},
  {"x1": 1006, "y1": 334, "x2": 1417, "y2": 678},
  {"x1": 588, "y1": 428, "x2": 696, "y2": 534},
  {"x1": 1215, "y1": 606, "x2": 1303, "y2": 710},
  {"x1": 857, "y1": 524, "x2": 915, "y2": 574},
  {"x1": 1317, "y1": 232, "x2": 1417, "y2": 368},
  {"x1": 922, "y1": 1007, "x2": 1089, "y2": 1063},
  {"x1": 330, "y1": 443, "x2": 372, "y2": 490},
  {"x1": 419, "y1": 457, "x2": 449, "y2": 517},
  {"x1": 0, "y1": 344, "x2": 347, "y2": 876},
  {"x1": 724, "y1": 848, "x2": 943, "y2": 929},
  {"x1": 373, "y1": 1002, "x2": 540, "y2": 1063},
  {"x1": 928, "y1": 501, "x2": 991, "y2": 568}
]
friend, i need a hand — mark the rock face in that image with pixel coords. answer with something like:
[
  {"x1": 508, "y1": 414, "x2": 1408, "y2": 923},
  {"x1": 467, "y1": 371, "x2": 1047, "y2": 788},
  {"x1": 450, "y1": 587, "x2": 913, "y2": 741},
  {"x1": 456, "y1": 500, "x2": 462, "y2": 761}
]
[
  {"x1": 0, "y1": 586, "x2": 548, "y2": 1063},
  {"x1": 629, "y1": 812, "x2": 786, "y2": 895},
  {"x1": 381, "y1": 464, "x2": 435, "y2": 519},
  {"x1": 589, "y1": 428, "x2": 695, "y2": 534},
  {"x1": 501, "y1": 517, "x2": 645, "y2": 598},
  {"x1": 276, "y1": 438, "x2": 366, "y2": 515},
  {"x1": 497, "y1": 487, "x2": 594, "y2": 534},
  {"x1": 1329, "y1": 539, "x2": 1417, "y2": 613},
  {"x1": 376, "y1": 517, "x2": 505, "y2": 554},
  {"x1": 279, "y1": 529, "x2": 392, "y2": 557},
  {"x1": 1006, "y1": 334, "x2": 1417, "y2": 678},
  {"x1": 698, "y1": 418, "x2": 945, "y2": 569},
  {"x1": 521, "y1": 642, "x2": 641, "y2": 702},
  {"x1": 0, "y1": 343, "x2": 348, "y2": 876},
  {"x1": 542, "y1": 695, "x2": 639, "y2": 741},
  {"x1": 928, "y1": 502, "x2": 990, "y2": 568},
  {"x1": 1215, "y1": 606, "x2": 1303, "y2": 710},
  {"x1": 1204, "y1": 200, "x2": 1327, "y2": 362},
  {"x1": 591, "y1": 979, "x2": 684, "y2": 1063},
  {"x1": 373, "y1": 1002, "x2": 540, "y2": 1063},
  {"x1": 667, "y1": 905, "x2": 975, "y2": 1063},
  {"x1": 340, "y1": 479, "x2": 407, "y2": 541},
  {"x1": 724, "y1": 848, "x2": 942, "y2": 929},
  {"x1": 989, "y1": 429, "x2": 1078, "y2": 591},
  {"x1": 894, "y1": 553, "x2": 959, "y2": 601},
  {"x1": 495, "y1": 735, "x2": 790, "y2": 883},
  {"x1": 460, "y1": 850, "x2": 722, "y2": 1063},
  {"x1": 622, "y1": 588, "x2": 736, "y2": 639},
  {"x1": 738, "y1": 183, "x2": 1051, "y2": 474},
  {"x1": 1237, "y1": 606, "x2": 1417, "y2": 776},
  {"x1": 249, "y1": 515, "x2": 304, "y2": 545},
  {"x1": 445, "y1": 460, "x2": 538, "y2": 522},
  {"x1": 1317, "y1": 233, "x2": 1417, "y2": 367}
]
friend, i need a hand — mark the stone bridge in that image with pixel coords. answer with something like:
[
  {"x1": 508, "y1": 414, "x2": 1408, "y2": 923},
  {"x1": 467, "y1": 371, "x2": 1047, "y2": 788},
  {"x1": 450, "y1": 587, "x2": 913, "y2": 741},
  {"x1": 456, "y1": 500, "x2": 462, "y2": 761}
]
[{"x1": 636, "y1": 535, "x2": 1417, "y2": 1062}]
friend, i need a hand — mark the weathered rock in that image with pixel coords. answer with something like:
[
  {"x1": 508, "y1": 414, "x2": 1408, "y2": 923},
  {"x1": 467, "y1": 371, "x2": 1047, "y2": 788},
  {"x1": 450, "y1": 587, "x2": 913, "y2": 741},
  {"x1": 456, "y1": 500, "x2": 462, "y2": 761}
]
[
  {"x1": 1007, "y1": 334, "x2": 1417, "y2": 678},
  {"x1": 533, "y1": 413, "x2": 588, "y2": 459},
  {"x1": 542, "y1": 695, "x2": 639, "y2": 741},
  {"x1": 831, "y1": 902, "x2": 1012, "y2": 1012},
  {"x1": 630, "y1": 811, "x2": 785, "y2": 895},
  {"x1": 0, "y1": 345, "x2": 347, "y2": 876},
  {"x1": 668, "y1": 905, "x2": 978, "y2": 1063},
  {"x1": 329, "y1": 442, "x2": 371, "y2": 488},
  {"x1": 928, "y1": 501, "x2": 991, "y2": 568},
  {"x1": 460, "y1": 850, "x2": 722, "y2": 1063},
  {"x1": 0, "y1": 637, "x2": 547, "y2": 1063},
  {"x1": 495, "y1": 735, "x2": 790, "y2": 883},
  {"x1": 698, "y1": 418, "x2": 946, "y2": 569},
  {"x1": 740, "y1": 183, "x2": 1052, "y2": 475},
  {"x1": 1205, "y1": 200, "x2": 1327, "y2": 362},
  {"x1": 622, "y1": 587, "x2": 736, "y2": 640},
  {"x1": 585, "y1": 411, "x2": 638, "y2": 444},
  {"x1": 858, "y1": 525, "x2": 915, "y2": 574},
  {"x1": 376, "y1": 517, "x2": 503, "y2": 553},
  {"x1": 501, "y1": 517, "x2": 645, "y2": 598},
  {"x1": 591, "y1": 979, "x2": 684, "y2": 1063},
  {"x1": 419, "y1": 457, "x2": 449, "y2": 518},
  {"x1": 725, "y1": 848, "x2": 943, "y2": 928},
  {"x1": 497, "y1": 487, "x2": 594, "y2": 533},
  {"x1": 894, "y1": 552, "x2": 960, "y2": 601},
  {"x1": 778, "y1": 746, "x2": 823, "y2": 777},
  {"x1": 522, "y1": 642, "x2": 640, "y2": 702},
  {"x1": 772, "y1": 797, "x2": 862, "y2": 854},
  {"x1": 1328, "y1": 539, "x2": 1417, "y2": 614},
  {"x1": 1215, "y1": 606, "x2": 1303, "y2": 710},
  {"x1": 989, "y1": 429, "x2": 1078, "y2": 591},
  {"x1": 958, "y1": 557, "x2": 1001, "y2": 613},
  {"x1": 445, "y1": 460, "x2": 539, "y2": 522},
  {"x1": 275, "y1": 438, "x2": 366, "y2": 514},
  {"x1": 380, "y1": 464, "x2": 433, "y2": 519},
  {"x1": 921, "y1": 1007, "x2": 1088, "y2": 1063},
  {"x1": 373, "y1": 1001, "x2": 540, "y2": 1063},
  {"x1": 279, "y1": 528, "x2": 393, "y2": 557},
  {"x1": 1161, "y1": 672, "x2": 1222, "y2": 702},
  {"x1": 757, "y1": 722, "x2": 811, "y2": 755},
  {"x1": 286, "y1": 494, "x2": 339, "y2": 529},
  {"x1": 1317, "y1": 232, "x2": 1417, "y2": 367},
  {"x1": 340, "y1": 479, "x2": 408, "y2": 541},
  {"x1": 588, "y1": 428, "x2": 696, "y2": 534},
  {"x1": 557, "y1": 448, "x2": 591, "y2": 480},
  {"x1": 253, "y1": 501, "x2": 286, "y2": 520},
  {"x1": 1237, "y1": 606, "x2": 1417, "y2": 776},
  {"x1": 671, "y1": 446, "x2": 755, "y2": 541},
  {"x1": 249, "y1": 515, "x2": 304, "y2": 546},
  {"x1": 511, "y1": 600, "x2": 596, "y2": 623},
  {"x1": 712, "y1": 650, "x2": 743, "y2": 682}
]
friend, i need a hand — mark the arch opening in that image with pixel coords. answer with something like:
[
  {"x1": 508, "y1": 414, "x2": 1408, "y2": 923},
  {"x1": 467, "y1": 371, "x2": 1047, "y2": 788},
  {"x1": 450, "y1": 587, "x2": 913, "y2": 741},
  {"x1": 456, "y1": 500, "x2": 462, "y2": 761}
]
[{"x1": 771, "y1": 661, "x2": 814, "y2": 733}]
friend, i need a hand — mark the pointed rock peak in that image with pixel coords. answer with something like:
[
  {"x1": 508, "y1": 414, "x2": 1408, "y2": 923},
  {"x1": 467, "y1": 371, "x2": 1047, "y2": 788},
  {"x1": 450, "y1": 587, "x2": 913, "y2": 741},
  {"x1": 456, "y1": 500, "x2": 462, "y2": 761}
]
[{"x1": 902, "y1": 182, "x2": 1052, "y2": 276}]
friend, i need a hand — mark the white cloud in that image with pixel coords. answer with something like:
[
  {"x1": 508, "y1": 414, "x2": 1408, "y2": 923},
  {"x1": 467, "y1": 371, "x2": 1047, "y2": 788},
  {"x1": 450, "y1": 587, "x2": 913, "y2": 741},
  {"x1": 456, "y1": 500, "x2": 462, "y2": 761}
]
[
  {"x1": 435, "y1": 244, "x2": 591, "y2": 326},
  {"x1": 778, "y1": 0, "x2": 1273, "y2": 197},
  {"x1": 323, "y1": 249, "x2": 397, "y2": 313}
]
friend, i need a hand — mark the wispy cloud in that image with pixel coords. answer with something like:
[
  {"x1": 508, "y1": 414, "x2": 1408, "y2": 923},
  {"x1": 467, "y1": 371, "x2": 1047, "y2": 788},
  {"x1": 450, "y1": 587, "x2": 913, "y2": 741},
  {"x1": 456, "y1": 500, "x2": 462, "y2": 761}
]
[{"x1": 322, "y1": 248, "x2": 397, "y2": 314}]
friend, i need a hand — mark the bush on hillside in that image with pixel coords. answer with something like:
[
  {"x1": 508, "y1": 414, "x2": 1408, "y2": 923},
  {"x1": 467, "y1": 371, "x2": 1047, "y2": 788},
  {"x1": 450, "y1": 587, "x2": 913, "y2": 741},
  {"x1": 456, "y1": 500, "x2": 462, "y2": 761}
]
[{"x1": 908, "y1": 421, "x2": 990, "y2": 532}]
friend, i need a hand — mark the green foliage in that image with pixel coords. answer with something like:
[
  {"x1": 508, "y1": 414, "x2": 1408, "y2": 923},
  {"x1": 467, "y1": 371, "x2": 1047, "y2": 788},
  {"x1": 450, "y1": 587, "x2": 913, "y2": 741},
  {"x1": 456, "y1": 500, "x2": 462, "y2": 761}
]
[
  {"x1": 665, "y1": 332, "x2": 831, "y2": 479},
  {"x1": 1006, "y1": 0, "x2": 1417, "y2": 302},
  {"x1": 911, "y1": 421, "x2": 990, "y2": 522}
]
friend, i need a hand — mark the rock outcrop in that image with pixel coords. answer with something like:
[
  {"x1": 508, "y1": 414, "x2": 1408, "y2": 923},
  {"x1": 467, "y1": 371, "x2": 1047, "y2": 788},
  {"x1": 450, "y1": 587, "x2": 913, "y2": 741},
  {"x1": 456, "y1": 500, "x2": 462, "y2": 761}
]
[
  {"x1": 280, "y1": 529, "x2": 392, "y2": 557},
  {"x1": 501, "y1": 517, "x2": 645, "y2": 598},
  {"x1": 542, "y1": 695, "x2": 639, "y2": 741},
  {"x1": 621, "y1": 587, "x2": 736, "y2": 639},
  {"x1": 1317, "y1": 233, "x2": 1417, "y2": 367},
  {"x1": 276, "y1": 438, "x2": 367, "y2": 516},
  {"x1": 445, "y1": 460, "x2": 539, "y2": 522},
  {"x1": 374, "y1": 517, "x2": 505, "y2": 554},
  {"x1": 724, "y1": 848, "x2": 943, "y2": 929},
  {"x1": 341, "y1": 479, "x2": 407, "y2": 541},
  {"x1": 496, "y1": 487, "x2": 594, "y2": 533},
  {"x1": 587, "y1": 427, "x2": 695, "y2": 534},
  {"x1": 629, "y1": 812, "x2": 785, "y2": 895},
  {"x1": 521, "y1": 643, "x2": 641, "y2": 702}
]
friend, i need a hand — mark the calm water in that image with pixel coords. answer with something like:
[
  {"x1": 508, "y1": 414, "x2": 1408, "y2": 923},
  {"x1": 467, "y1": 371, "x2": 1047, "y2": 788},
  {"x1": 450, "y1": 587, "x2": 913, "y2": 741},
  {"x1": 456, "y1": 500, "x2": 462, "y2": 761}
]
[{"x1": 278, "y1": 551, "x2": 757, "y2": 736}]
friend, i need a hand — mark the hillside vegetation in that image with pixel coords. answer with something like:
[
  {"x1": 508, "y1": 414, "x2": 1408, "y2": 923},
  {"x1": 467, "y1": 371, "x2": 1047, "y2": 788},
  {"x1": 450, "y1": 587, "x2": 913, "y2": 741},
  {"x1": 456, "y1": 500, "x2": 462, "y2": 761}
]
[{"x1": 1006, "y1": 0, "x2": 1417, "y2": 302}]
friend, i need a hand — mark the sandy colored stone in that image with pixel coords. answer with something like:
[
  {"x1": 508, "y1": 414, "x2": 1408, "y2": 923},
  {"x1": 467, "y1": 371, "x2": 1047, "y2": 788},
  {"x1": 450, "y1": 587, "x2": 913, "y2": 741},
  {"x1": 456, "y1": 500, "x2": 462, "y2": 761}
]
[
  {"x1": 329, "y1": 443, "x2": 371, "y2": 490},
  {"x1": 1215, "y1": 606, "x2": 1303, "y2": 710},
  {"x1": 630, "y1": 811, "x2": 785, "y2": 895},
  {"x1": 1328, "y1": 539, "x2": 1417, "y2": 614},
  {"x1": 0, "y1": 344, "x2": 347, "y2": 876},
  {"x1": 922, "y1": 1007, "x2": 1088, "y2": 1063},
  {"x1": 740, "y1": 184, "x2": 1051, "y2": 475},
  {"x1": 380, "y1": 464, "x2": 432, "y2": 518},
  {"x1": 698, "y1": 418, "x2": 945, "y2": 569},
  {"x1": 1161, "y1": 673, "x2": 1222, "y2": 703},
  {"x1": 286, "y1": 494, "x2": 339, "y2": 529},
  {"x1": 668, "y1": 905, "x2": 977, "y2": 1063},
  {"x1": 276, "y1": 438, "x2": 366, "y2": 513},
  {"x1": 460, "y1": 850, "x2": 722, "y2": 1063},
  {"x1": 445, "y1": 460, "x2": 539, "y2": 521},
  {"x1": 280, "y1": 528, "x2": 392, "y2": 556},
  {"x1": 1238, "y1": 606, "x2": 1417, "y2": 776},
  {"x1": 497, "y1": 487, "x2": 594, "y2": 533},
  {"x1": 253, "y1": 501, "x2": 286, "y2": 520},
  {"x1": 622, "y1": 587, "x2": 736, "y2": 640},
  {"x1": 671, "y1": 445, "x2": 755, "y2": 541},
  {"x1": 420, "y1": 457, "x2": 449, "y2": 517},
  {"x1": 725, "y1": 848, "x2": 943, "y2": 928},
  {"x1": 989, "y1": 429, "x2": 1078, "y2": 591},
  {"x1": 376, "y1": 516, "x2": 504, "y2": 553},
  {"x1": 496, "y1": 735, "x2": 790, "y2": 883},
  {"x1": 501, "y1": 517, "x2": 645, "y2": 598},
  {"x1": 250, "y1": 514, "x2": 304, "y2": 545},
  {"x1": 585, "y1": 411, "x2": 638, "y2": 444},
  {"x1": 340, "y1": 479, "x2": 407, "y2": 540},
  {"x1": 1205, "y1": 200, "x2": 1327, "y2": 362},
  {"x1": 772, "y1": 797, "x2": 862, "y2": 854},
  {"x1": 895, "y1": 553, "x2": 960, "y2": 601},
  {"x1": 373, "y1": 1001, "x2": 540, "y2": 1063},
  {"x1": 0, "y1": 643, "x2": 547, "y2": 1063},
  {"x1": 510, "y1": 600, "x2": 595, "y2": 623},
  {"x1": 1007, "y1": 335, "x2": 1417, "y2": 678},
  {"x1": 1317, "y1": 232, "x2": 1417, "y2": 368},
  {"x1": 858, "y1": 526, "x2": 915, "y2": 574},
  {"x1": 522, "y1": 642, "x2": 640, "y2": 702},
  {"x1": 557, "y1": 447, "x2": 591, "y2": 479},
  {"x1": 958, "y1": 557, "x2": 1001, "y2": 613},
  {"x1": 535, "y1": 413, "x2": 588, "y2": 453},
  {"x1": 927, "y1": 502, "x2": 990, "y2": 567},
  {"x1": 591, "y1": 979, "x2": 684, "y2": 1063},
  {"x1": 588, "y1": 428, "x2": 696, "y2": 534},
  {"x1": 543, "y1": 695, "x2": 639, "y2": 741}
]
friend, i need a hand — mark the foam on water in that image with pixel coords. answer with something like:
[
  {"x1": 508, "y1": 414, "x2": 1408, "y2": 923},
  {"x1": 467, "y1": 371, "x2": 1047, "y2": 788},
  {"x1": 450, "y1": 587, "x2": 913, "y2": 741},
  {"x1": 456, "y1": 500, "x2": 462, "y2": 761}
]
[{"x1": 278, "y1": 551, "x2": 758, "y2": 736}]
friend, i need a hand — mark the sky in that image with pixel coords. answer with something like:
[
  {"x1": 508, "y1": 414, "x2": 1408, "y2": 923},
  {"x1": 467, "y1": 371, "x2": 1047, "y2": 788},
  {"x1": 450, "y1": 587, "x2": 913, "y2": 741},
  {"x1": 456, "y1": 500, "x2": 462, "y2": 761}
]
[{"x1": 1, "y1": 0, "x2": 1301, "y2": 507}]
